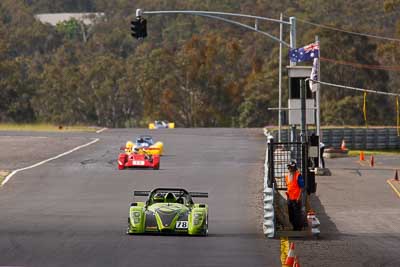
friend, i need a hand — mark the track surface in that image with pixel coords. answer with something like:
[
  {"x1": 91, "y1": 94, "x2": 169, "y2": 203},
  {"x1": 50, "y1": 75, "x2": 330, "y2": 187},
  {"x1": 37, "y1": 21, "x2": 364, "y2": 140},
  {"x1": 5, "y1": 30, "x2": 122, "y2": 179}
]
[
  {"x1": 0, "y1": 129, "x2": 281, "y2": 267},
  {"x1": 2, "y1": 129, "x2": 399, "y2": 267},
  {"x1": 300, "y1": 155, "x2": 400, "y2": 267}
]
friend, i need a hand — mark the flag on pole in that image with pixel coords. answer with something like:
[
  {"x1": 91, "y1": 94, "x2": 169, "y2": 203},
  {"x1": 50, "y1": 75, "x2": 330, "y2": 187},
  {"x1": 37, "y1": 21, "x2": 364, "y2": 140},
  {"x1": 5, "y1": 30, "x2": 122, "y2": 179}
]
[
  {"x1": 289, "y1": 42, "x2": 319, "y2": 62},
  {"x1": 309, "y1": 58, "x2": 319, "y2": 93},
  {"x1": 363, "y1": 91, "x2": 368, "y2": 128}
]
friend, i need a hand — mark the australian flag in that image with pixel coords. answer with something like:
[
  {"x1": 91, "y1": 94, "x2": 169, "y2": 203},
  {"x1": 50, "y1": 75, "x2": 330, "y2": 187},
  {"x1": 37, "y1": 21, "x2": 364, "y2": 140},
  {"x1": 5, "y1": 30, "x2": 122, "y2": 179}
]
[{"x1": 289, "y1": 42, "x2": 319, "y2": 62}]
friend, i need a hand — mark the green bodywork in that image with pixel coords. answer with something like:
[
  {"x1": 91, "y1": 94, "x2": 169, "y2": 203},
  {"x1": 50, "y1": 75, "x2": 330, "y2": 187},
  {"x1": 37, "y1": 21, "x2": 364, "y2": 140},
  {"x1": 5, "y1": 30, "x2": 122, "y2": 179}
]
[{"x1": 127, "y1": 190, "x2": 208, "y2": 236}]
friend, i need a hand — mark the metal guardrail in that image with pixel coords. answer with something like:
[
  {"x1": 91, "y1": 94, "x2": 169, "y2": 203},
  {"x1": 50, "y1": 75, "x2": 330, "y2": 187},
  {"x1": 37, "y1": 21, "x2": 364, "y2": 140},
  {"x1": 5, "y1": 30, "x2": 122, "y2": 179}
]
[{"x1": 263, "y1": 134, "x2": 275, "y2": 238}]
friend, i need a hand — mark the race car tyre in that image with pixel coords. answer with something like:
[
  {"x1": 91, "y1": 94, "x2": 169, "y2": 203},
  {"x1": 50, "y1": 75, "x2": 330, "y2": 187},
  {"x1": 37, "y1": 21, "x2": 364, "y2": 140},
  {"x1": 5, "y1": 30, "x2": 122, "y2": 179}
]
[
  {"x1": 126, "y1": 218, "x2": 132, "y2": 235},
  {"x1": 205, "y1": 215, "x2": 209, "y2": 236},
  {"x1": 118, "y1": 154, "x2": 127, "y2": 170},
  {"x1": 201, "y1": 215, "x2": 209, "y2": 236},
  {"x1": 153, "y1": 163, "x2": 160, "y2": 170}
]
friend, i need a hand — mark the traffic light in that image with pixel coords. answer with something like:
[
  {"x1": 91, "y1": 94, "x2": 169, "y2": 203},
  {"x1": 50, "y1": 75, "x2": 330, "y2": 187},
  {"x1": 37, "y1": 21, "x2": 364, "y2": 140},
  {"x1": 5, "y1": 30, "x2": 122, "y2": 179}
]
[
  {"x1": 131, "y1": 17, "x2": 147, "y2": 39},
  {"x1": 131, "y1": 19, "x2": 140, "y2": 39},
  {"x1": 141, "y1": 18, "x2": 147, "y2": 38}
]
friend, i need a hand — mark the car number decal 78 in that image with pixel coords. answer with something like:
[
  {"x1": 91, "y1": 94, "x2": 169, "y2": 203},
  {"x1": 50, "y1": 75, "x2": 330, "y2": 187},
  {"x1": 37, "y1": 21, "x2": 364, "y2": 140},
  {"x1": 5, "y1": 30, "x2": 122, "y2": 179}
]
[{"x1": 176, "y1": 221, "x2": 188, "y2": 229}]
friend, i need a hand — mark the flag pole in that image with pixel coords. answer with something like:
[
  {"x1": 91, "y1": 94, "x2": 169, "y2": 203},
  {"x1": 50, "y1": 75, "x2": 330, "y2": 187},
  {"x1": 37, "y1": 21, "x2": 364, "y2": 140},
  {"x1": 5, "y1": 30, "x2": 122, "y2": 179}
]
[
  {"x1": 316, "y1": 35, "x2": 322, "y2": 167},
  {"x1": 278, "y1": 13, "x2": 283, "y2": 142}
]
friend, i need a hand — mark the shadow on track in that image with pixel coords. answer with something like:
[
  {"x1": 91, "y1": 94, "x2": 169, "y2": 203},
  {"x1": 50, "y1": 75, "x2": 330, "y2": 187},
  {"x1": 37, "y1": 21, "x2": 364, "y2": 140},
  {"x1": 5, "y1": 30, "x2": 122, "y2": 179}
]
[{"x1": 310, "y1": 194, "x2": 341, "y2": 241}]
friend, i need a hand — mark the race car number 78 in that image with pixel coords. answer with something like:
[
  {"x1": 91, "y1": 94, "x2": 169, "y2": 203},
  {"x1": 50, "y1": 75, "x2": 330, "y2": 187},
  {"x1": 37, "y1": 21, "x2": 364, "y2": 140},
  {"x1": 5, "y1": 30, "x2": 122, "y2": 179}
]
[{"x1": 176, "y1": 221, "x2": 188, "y2": 229}]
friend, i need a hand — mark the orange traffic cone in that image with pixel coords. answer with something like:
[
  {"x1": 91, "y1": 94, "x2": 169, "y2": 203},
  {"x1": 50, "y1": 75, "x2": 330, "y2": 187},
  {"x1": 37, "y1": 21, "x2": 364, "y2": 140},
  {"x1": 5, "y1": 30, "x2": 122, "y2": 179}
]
[
  {"x1": 341, "y1": 139, "x2": 347, "y2": 151},
  {"x1": 285, "y1": 242, "x2": 296, "y2": 266},
  {"x1": 293, "y1": 256, "x2": 301, "y2": 267},
  {"x1": 394, "y1": 170, "x2": 399, "y2": 181},
  {"x1": 359, "y1": 151, "x2": 365, "y2": 161},
  {"x1": 370, "y1": 155, "x2": 374, "y2": 167}
]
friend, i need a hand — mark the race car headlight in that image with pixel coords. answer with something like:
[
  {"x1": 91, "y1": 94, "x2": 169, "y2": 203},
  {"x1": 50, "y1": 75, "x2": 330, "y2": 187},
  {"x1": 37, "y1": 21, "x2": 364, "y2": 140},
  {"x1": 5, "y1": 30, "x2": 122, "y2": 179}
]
[
  {"x1": 131, "y1": 211, "x2": 141, "y2": 224},
  {"x1": 193, "y1": 213, "x2": 203, "y2": 225}
]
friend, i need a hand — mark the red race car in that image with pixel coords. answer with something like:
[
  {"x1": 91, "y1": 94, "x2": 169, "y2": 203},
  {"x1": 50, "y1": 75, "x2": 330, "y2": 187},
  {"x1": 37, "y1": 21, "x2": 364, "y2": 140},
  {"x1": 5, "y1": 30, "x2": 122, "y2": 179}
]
[{"x1": 118, "y1": 147, "x2": 160, "y2": 170}]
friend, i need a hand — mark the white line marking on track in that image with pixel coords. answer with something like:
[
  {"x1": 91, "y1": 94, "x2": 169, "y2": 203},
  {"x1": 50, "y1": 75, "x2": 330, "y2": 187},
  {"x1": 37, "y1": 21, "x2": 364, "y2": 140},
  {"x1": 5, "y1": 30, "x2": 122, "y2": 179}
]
[
  {"x1": 96, "y1": 127, "x2": 108, "y2": 134},
  {"x1": 0, "y1": 136, "x2": 48, "y2": 139},
  {"x1": 1, "y1": 138, "x2": 100, "y2": 187}
]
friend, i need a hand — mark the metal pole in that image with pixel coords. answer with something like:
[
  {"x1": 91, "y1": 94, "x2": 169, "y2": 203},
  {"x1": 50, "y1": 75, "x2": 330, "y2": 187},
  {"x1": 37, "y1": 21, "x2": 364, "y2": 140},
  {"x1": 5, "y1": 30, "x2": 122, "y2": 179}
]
[
  {"x1": 142, "y1": 10, "x2": 291, "y2": 25},
  {"x1": 300, "y1": 79, "x2": 308, "y2": 220},
  {"x1": 300, "y1": 78, "x2": 306, "y2": 187},
  {"x1": 300, "y1": 80, "x2": 306, "y2": 144},
  {"x1": 289, "y1": 16, "x2": 297, "y2": 142},
  {"x1": 141, "y1": 10, "x2": 292, "y2": 47},
  {"x1": 290, "y1": 125, "x2": 296, "y2": 142},
  {"x1": 289, "y1": 16, "x2": 296, "y2": 66},
  {"x1": 316, "y1": 36, "x2": 322, "y2": 167},
  {"x1": 289, "y1": 17, "x2": 296, "y2": 49},
  {"x1": 278, "y1": 13, "x2": 283, "y2": 142}
]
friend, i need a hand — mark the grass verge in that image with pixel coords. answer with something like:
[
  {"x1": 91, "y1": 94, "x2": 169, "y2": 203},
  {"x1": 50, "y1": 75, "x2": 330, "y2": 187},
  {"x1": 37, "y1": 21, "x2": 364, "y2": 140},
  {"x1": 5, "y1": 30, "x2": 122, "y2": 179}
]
[
  {"x1": 0, "y1": 123, "x2": 99, "y2": 132},
  {"x1": 348, "y1": 150, "x2": 400, "y2": 157},
  {"x1": 0, "y1": 170, "x2": 10, "y2": 186}
]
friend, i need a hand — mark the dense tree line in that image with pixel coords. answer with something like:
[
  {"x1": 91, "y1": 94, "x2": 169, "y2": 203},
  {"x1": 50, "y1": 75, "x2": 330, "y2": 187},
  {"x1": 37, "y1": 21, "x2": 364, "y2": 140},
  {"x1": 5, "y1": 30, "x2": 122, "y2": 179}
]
[{"x1": 0, "y1": 0, "x2": 399, "y2": 127}]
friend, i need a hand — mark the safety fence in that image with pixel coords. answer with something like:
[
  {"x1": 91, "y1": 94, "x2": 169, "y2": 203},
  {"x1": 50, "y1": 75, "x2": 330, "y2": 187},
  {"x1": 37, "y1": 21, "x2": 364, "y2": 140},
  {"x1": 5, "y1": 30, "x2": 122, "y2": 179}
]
[
  {"x1": 263, "y1": 135, "x2": 307, "y2": 238},
  {"x1": 268, "y1": 142, "x2": 304, "y2": 190},
  {"x1": 272, "y1": 127, "x2": 400, "y2": 149}
]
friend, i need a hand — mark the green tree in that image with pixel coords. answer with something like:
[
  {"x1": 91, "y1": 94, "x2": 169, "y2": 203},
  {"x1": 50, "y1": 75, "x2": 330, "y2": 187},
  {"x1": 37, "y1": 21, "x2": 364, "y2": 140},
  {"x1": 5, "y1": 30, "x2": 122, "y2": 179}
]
[
  {"x1": 56, "y1": 19, "x2": 83, "y2": 41},
  {"x1": 0, "y1": 0, "x2": 398, "y2": 127}
]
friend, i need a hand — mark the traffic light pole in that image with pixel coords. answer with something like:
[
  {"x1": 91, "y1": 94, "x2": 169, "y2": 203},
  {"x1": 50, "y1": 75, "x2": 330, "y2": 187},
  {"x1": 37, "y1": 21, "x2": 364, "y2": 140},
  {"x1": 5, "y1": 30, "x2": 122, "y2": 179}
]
[
  {"x1": 137, "y1": 9, "x2": 297, "y2": 140},
  {"x1": 140, "y1": 10, "x2": 294, "y2": 48}
]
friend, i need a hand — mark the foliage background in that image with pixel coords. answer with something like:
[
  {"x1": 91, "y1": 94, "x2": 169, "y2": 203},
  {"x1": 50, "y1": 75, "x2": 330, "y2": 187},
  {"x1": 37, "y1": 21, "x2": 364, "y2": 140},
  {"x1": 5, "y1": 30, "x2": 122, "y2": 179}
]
[{"x1": 0, "y1": 0, "x2": 399, "y2": 127}]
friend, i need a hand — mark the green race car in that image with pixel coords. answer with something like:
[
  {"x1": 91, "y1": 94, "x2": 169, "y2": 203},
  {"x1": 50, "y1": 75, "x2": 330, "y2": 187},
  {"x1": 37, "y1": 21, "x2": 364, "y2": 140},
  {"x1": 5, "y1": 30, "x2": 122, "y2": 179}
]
[{"x1": 127, "y1": 188, "x2": 208, "y2": 236}]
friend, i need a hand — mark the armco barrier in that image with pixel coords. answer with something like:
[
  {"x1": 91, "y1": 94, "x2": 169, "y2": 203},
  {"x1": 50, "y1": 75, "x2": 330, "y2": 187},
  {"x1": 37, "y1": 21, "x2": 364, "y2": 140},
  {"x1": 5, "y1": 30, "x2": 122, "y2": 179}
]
[
  {"x1": 271, "y1": 127, "x2": 400, "y2": 150},
  {"x1": 263, "y1": 135, "x2": 275, "y2": 238}
]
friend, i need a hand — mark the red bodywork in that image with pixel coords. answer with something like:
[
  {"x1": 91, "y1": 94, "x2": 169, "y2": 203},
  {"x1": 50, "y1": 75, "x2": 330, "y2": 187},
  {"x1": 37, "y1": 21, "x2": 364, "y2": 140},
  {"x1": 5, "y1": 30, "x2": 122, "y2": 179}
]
[{"x1": 118, "y1": 153, "x2": 160, "y2": 170}]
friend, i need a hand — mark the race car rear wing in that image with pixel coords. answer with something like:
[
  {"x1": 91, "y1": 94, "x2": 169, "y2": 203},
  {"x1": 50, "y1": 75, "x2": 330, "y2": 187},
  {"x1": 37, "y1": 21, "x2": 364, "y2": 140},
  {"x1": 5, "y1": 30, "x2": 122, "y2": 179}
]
[
  {"x1": 134, "y1": 189, "x2": 208, "y2": 198},
  {"x1": 134, "y1": 191, "x2": 150, "y2": 196},
  {"x1": 189, "y1": 192, "x2": 208, "y2": 198}
]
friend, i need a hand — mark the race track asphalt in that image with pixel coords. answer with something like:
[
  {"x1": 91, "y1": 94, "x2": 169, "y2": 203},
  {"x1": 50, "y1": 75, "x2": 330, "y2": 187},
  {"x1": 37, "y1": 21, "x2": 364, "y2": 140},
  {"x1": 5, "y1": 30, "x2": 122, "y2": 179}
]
[
  {"x1": 300, "y1": 155, "x2": 400, "y2": 267},
  {"x1": 0, "y1": 128, "x2": 281, "y2": 267}
]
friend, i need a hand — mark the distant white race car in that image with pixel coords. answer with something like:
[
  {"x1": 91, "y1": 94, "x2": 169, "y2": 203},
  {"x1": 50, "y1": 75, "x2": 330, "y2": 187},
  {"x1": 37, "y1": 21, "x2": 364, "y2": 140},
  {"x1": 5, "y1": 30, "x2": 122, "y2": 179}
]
[{"x1": 149, "y1": 120, "x2": 175, "y2": 129}]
